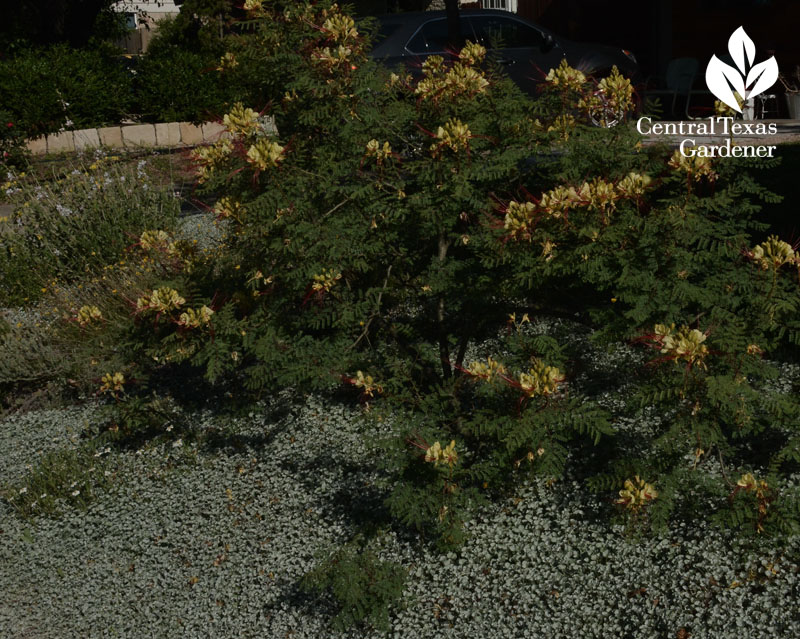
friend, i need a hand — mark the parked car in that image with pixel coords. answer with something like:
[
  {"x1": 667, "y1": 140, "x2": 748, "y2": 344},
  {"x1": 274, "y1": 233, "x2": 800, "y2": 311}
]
[{"x1": 369, "y1": 10, "x2": 640, "y2": 96}]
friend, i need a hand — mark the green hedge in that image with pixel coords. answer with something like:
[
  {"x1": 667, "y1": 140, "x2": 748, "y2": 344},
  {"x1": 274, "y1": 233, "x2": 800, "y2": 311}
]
[
  {"x1": 0, "y1": 44, "x2": 230, "y2": 140},
  {"x1": 0, "y1": 45, "x2": 134, "y2": 138}
]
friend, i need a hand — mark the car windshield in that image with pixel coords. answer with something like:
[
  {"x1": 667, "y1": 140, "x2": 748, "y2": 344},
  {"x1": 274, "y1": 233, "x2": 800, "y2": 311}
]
[{"x1": 470, "y1": 15, "x2": 545, "y2": 49}]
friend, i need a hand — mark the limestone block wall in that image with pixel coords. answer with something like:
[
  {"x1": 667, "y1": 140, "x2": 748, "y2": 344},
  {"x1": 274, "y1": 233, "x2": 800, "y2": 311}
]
[{"x1": 25, "y1": 118, "x2": 277, "y2": 156}]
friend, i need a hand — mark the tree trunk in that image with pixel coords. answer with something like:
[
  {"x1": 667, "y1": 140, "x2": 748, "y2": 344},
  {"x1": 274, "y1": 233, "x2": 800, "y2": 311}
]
[{"x1": 444, "y1": 0, "x2": 462, "y2": 52}]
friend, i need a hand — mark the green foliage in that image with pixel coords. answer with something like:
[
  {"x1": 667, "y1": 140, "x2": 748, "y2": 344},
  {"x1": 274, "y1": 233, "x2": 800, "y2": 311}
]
[
  {"x1": 133, "y1": 46, "x2": 228, "y2": 123},
  {"x1": 9, "y1": 1, "x2": 800, "y2": 600},
  {"x1": 0, "y1": 45, "x2": 133, "y2": 137},
  {"x1": 91, "y1": 0, "x2": 800, "y2": 552},
  {"x1": 3, "y1": 442, "x2": 112, "y2": 519},
  {"x1": 301, "y1": 537, "x2": 407, "y2": 632}
]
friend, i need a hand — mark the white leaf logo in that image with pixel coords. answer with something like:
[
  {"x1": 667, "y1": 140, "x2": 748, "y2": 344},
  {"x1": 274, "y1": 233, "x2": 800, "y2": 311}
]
[{"x1": 705, "y1": 26, "x2": 778, "y2": 113}]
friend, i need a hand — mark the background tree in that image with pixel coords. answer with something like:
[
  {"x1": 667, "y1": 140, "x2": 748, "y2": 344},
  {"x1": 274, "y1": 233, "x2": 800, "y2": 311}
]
[{"x1": 0, "y1": 0, "x2": 125, "y2": 51}]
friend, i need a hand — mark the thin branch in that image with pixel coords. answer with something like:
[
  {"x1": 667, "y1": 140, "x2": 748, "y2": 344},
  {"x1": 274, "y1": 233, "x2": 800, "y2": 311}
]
[
  {"x1": 437, "y1": 231, "x2": 451, "y2": 381},
  {"x1": 346, "y1": 265, "x2": 392, "y2": 352}
]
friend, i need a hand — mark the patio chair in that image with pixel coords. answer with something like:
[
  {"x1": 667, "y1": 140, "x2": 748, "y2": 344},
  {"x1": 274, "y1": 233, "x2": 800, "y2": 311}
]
[{"x1": 644, "y1": 57, "x2": 699, "y2": 119}]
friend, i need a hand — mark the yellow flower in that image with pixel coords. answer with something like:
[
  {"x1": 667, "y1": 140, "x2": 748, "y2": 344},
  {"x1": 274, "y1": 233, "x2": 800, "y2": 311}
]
[
  {"x1": 539, "y1": 185, "x2": 576, "y2": 218},
  {"x1": 668, "y1": 149, "x2": 718, "y2": 182},
  {"x1": 518, "y1": 359, "x2": 563, "y2": 397},
  {"x1": 100, "y1": 372, "x2": 125, "y2": 394},
  {"x1": 216, "y1": 52, "x2": 239, "y2": 72},
  {"x1": 136, "y1": 287, "x2": 185, "y2": 314},
  {"x1": 213, "y1": 197, "x2": 245, "y2": 221},
  {"x1": 504, "y1": 200, "x2": 536, "y2": 241},
  {"x1": 353, "y1": 370, "x2": 383, "y2": 397},
  {"x1": 414, "y1": 50, "x2": 489, "y2": 102},
  {"x1": 467, "y1": 356, "x2": 507, "y2": 382},
  {"x1": 616, "y1": 172, "x2": 652, "y2": 198},
  {"x1": 312, "y1": 45, "x2": 354, "y2": 71},
  {"x1": 616, "y1": 476, "x2": 657, "y2": 511},
  {"x1": 546, "y1": 114, "x2": 577, "y2": 140},
  {"x1": 311, "y1": 269, "x2": 342, "y2": 292},
  {"x1": 430, "y1": 118, "x2": 472, "y2": 157},
  {"x1": 654, "y1": 323, "x2": 709, "y2": 368},
  {"x1": 365, "y1": 139, "x2": 392, "y2": 164},
  {"x1": 192, "y1": 139, "x2": 234, "y2": 183},
  {"x1": 458, "y1": 41, "x2": 486, "y2": 66},
  {"x1": 246, "y1": 138, "x2": 284, "y2": 171},
  {"x1": 242, "y1": 0, "x2": 264, "y2": 14},
  {"x1": 323, "y1": 14, "x2": 358, "y2": 42},
  {"x1": 425, "y1": 440, "x2": 458, "y2": 468},
  {"x1": 76, "y1": 305, "x2": 102, "y2": 326},
  {"x1": 139, "y1": 230, "x2": 171, "y2": 251},
  {"x1": 223, "y1": 103, "x2": 260, "y2": 137},
  {"x1": 178, "y1": 306, "x2": 214, "y2": 328},
  {"x1": 544, "y1": 59, "x2": 586, "y2": 92},
  {"x1": 749, "y1": 235, "x2": 796, "y2": 270}
]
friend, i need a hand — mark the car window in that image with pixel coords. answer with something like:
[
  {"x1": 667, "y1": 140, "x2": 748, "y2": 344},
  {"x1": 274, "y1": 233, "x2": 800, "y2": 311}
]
[
  {"x1": 406, "y1": 18, "x2": 475, "y2": 54},
  {"x1": 470, "y1": 16, "x2": 545, "y2": 49}
]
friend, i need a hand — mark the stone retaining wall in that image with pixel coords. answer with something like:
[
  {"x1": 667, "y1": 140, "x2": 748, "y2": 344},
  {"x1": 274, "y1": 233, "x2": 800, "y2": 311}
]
[{"x1": 25, "y1": 118, "x2": 277, "y2": 155}]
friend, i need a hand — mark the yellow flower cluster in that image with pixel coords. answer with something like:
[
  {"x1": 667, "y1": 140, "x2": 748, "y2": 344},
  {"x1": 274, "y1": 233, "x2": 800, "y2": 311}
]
[
  {"x1": 547, "y1": 114, "x2": 577, "y2": 140},
  {"x1": 616, "y1": 172, "x2": 653, "y2": 198},
  {"x1": 246, "y1": 138, "x2": 284, "y2": 171},
  {"x1": 323, "y1": 14, "x2": 358, "y2": 42},
  {"x1": 654, "y1": 323, "x2": 709, "y2": 368},
  {"x1": 223, "y1": 103, "x2": 260, "y2": 137},
  {"x1": 313, "y1": 45, "x2": 354, "y2": 71},
  {"x1": 539, "y1": 185, "x2": 574, "y2": 219},
  {"x1": 737, "y1": 472, "x2": 769, "y2": 497},
  {"x1": 467, "y1": 356, "x2": 507, "y2": 382},
  {"x1": 737, "y1": 473, "x2": 771, "y2": 532},
  {"x1": 312, "y1": 269, "x2": 342, "y2": 292},
  {"x1": 414, "y1": 44, "x2": 490, "y2": 102},
  {"x1": 459, "y1": 41, "x2": 486, "y2": 66},
  {"x1": 76, "y1": 305, "x2": 102, "y2": 326},
  {"x1": 504, "y1": 173, "x2": 651, "y2": 241},
  {"x1": 100, "y1": 372, "x2": 125, "y2": 394},
  {"x1": 192, "y1": 139, "x2": 233, "y2": 183},
  {"x1": 749, "y1": 235, "x2": 796, "y2": 270},
  {"x1": 213, "y1": 197, "x2": 245, "y2": 222},
  {"x1": 597, "y1": 67, "x2": 634, "y2": 111},
  {"x1": 178, "y1": 305, "x2": 214, "y2": 328},
  {"x1": 668, "y1": 149, "x2": 718, "y2": 182},
  {"x1": 139, "y1": 230, "x2": 171, "y2": 251},
  {"x1": 387, "y1": 71, "x2": 412, "y2": 89},
  {"x1": 216, "y1": 52, "x2": 238, "y2": 72},
  {"x1": 504, "y1": 201, "x2": 536, "y2": 240},
  {"x1": 544, "y1": 60, "x2": 586, "y2": 91},
  {"x1": 518, "y1": 358, "x2": 563, "y2": 397},
  {"x1": 137, "y1": 287, "x2": 186, "y2": 314},
  {"x1": 365, "y1": 139, "x2": 392, "y2": 165},
  {"x1": 425, "y1": 440, "x2": 458, "y2": 468},
  {"x1": 579, "y1": 66, "x2": 634, "y2": 124},
  {"x1": 431, "y1": 118, "x2": 472, "y2": 157},
  {"x1": 615, "y1": 476, "x2": 657, "y2": 511},
  {"x1": 571, "y1": 178, "x2": 618, "y2": 215},
  {"x1": 242, "y1": 0, "x2": 264, "y2": 15},
  {"x1": 353, "y1": 370, "x2": 383, "y2": 397}
]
